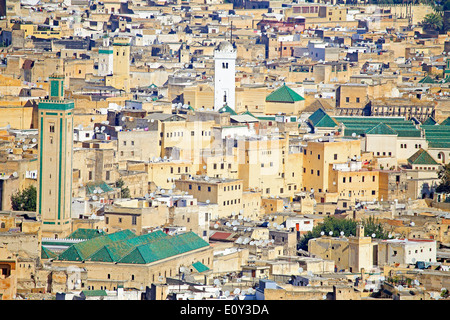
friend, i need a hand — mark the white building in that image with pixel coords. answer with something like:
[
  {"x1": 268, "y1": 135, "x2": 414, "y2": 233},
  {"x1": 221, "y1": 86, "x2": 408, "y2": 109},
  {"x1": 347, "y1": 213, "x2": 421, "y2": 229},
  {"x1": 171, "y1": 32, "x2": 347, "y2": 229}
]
[
  {"x1": 377, "y1": 238, "x2": 437, "y2": 266},
  {"x1": 214, "y1": 41, "x2": 236, "y2": 111}
]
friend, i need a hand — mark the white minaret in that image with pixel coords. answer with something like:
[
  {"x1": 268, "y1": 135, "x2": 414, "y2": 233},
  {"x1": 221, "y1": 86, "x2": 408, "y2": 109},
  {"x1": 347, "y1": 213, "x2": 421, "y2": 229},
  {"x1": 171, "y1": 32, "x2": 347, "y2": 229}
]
[{"x1": 214, "y1": 40, "x2": 236, "y2": 111}]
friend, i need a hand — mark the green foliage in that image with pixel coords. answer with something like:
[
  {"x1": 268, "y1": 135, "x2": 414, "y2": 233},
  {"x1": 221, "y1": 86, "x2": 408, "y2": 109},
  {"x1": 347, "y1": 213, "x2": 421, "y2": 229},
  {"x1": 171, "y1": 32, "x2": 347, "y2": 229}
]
[
  {"x1": 421, "y1": 12, "x2": 444, "y2": 31},
  {"x1": 298, "y1": 216, "x2": 389, "y2": 251},
  {"x1": 436, "y1": 163, "x2": 450, "y2": 193},
  {"x1": 11, "y1": 185, "x2": 37, "y2": 212},
  {"x1": 115, "y1": 178, "x2": 130, "y2": 198}
]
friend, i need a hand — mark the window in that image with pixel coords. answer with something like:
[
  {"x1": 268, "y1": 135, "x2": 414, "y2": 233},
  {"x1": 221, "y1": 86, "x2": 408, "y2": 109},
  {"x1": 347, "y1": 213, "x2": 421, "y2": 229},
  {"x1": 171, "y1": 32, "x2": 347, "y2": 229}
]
[
  {"x1": 334, "y1": 154, "x2": 338, "y2": 160},
  {"x1": 49, "y1": 123, "x2": 55, "y2": 133},
  {"x1": 345, "y1": 97, "x2": 350, "y2": 103},
  {"x1": 132, "y1": 216, "x2": 137, "y2": 225}
]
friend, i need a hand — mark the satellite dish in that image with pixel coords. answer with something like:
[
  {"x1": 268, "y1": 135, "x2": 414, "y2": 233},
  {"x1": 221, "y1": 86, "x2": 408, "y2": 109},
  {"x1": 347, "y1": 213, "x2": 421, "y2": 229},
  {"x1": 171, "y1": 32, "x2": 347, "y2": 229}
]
[
  {"x1": 233, "y1": 227, "x2": 237, "y2": 231},
  {"x1": 214, "y1": 279, "x2": 221, "y2": 286},
  {"x1": 328, "y1": 231, "x2": 333, "y2": 236},
  {"x1": 340, "y1": 231, "x2": 344, "y2": 236},
  {"x1": 320, "y1": 231, "x2": 325, "y2": 236},
  {"x1": 224, "y1": 291, "x2": 230, "y2": 297},
  {"x1": 298, "y1": 267, "x2": 303, "y2": 273},
  {"x1": 158, "y1": 276, "x2": 164, "y2": 282},
  {"x1": 214, "y1": 224, "x2": 219, "y2": 229},
  {"x1": 180, "y1": 267, "x2": 186, "y2": 273},
  {"x1": 233, "y1": 288, "x2": 241, "y2": 295}
]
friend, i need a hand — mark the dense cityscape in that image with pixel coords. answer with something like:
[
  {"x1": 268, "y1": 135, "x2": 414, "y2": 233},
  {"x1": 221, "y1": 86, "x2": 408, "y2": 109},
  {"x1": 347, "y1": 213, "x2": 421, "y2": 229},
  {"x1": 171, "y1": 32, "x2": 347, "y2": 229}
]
[{"x1": 0, "y1": 0, "x2": 449, "y2": 302}]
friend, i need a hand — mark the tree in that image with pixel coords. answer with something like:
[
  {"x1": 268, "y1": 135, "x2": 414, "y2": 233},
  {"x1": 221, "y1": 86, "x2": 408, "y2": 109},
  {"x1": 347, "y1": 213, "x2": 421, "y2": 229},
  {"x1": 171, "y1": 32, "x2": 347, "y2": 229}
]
[
  {"x1": 298, "y1": 216, "x2": 389, "y2": 251},
  {"x1": 421, "y1": 12, "x2": 444, "y2": 31},
  {"x1": 436, "y1": 163, "x2": 450, "y2": 193},
  {"x1": 11, "y1": 185, "x2": 37, "y2": 212},
  {"x1": 115, "y1": 178, "x2": 130, "y2": 198}
]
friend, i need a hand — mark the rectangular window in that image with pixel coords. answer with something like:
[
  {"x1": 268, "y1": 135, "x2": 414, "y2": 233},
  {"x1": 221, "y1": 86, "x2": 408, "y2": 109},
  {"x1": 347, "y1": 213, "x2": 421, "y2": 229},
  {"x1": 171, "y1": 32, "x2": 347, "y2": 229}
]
[
  {"x1": 132, "y1": 216, "x2": 137, "y2": 225},
  {"x1": 49, "y1": 123, "x2": 55, "y2": 133}
]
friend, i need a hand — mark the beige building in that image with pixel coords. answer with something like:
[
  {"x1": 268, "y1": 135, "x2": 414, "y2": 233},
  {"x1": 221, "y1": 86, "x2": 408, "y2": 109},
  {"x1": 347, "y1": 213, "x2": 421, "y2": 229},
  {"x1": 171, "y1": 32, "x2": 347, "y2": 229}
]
[
  {"x1": 52, "y1": 229, "x2": 214, "y2": 292},
  {"x1": 103, "y1": 203, "x2": 169, "y2": 235},
  {"x1": 309, "y1": 225, "x2": 376, "y2": 272},
  {"x1": 175, "y1": 175, "x2": 243, "y2": 219}
]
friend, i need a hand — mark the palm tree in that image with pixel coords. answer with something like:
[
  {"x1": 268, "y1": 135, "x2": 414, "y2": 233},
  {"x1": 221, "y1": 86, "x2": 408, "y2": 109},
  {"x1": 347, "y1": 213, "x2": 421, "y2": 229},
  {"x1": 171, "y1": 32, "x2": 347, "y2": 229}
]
[{"x1": 422, "y1": 12, "x2": 444, "y2": 31}]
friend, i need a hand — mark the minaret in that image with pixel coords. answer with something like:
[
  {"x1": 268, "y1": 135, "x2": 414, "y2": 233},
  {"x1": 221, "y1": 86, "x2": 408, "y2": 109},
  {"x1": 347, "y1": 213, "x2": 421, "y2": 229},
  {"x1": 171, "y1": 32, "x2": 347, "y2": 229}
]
[
  {"x1": 214, "y1": 40, "x2": 236, "y2": 111},
  {"x1": 37, "y1": 74, "x2": 74, "y2": 239},
  {"x1": 105, "y1": 37, "x2": 131, "y2": 92},
  {"x1": 348, "y1": 224, "x2": 373, "y2": 273}
]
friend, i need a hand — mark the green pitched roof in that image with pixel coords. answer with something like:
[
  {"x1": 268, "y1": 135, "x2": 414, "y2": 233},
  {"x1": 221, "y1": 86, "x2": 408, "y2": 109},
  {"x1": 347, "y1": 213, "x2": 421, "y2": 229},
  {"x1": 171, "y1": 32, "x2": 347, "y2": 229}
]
[
  {"x1": 418, "y1": 75, "x2": 436, "y2": 84},
  {"x1": 365, "y1": 122, "x2": 398, "y2": 135},
  {"x1": 441, "y1": 117, "x2": 450, "y2": 126},
  {"x1": 87, "y1": 230, "x2": 169, "y2": 263},
  {"x1": 422, "y1": 117, "x2": 437, "y2": 126},
  {"x1": 118, "y1": 232, "x2": 209, "y2": 264},
  {"x1": 266, "y1": 84, "x2": 305, "y2": 103},
  {"x1": 85, "y1": 181, "x2": 114, "y2": 195},
  {"x1": 192, "y1": 261, "x2": 210, "y2": 273},
  {"x1": 218, "y1": 105, "x2": 237, "y2": 115},
  {"x1": 57, "y1": 230, "x2": 136, "y2": 262},
  {"x1": 67, "y1": 228, "x2": 106, "y2": 240},
  {"x1": 41, "y1": 246, "x2": 58, "y2": 259},
  {"x1": 407, "y1": 148, "x2": 439, "y2": 166},
  {"x1": 308, "y1": 108, "x2": 338, "y2": 128}
]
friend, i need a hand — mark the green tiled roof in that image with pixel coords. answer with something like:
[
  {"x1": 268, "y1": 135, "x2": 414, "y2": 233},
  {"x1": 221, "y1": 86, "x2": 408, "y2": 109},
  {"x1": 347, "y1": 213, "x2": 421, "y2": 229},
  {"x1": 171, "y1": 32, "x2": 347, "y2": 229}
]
[
  {"x1": 85, "y1": 181, "x2": 114, "y2": 195},
  {"x1": 256, "y1": 115, "x2": 276, "y2": 121},
  {"x1": 365, "y1": 122, "x2": 397, "y2": 135},
  {"x1": 82, "y1": 290, "x2": 107, "y2": 297},
  {"x1": 408, "y1": 148, "x2": 439, "y2": 165},
  {"x1": 266, "y1": 84, "x2": 305, "y2": 103},
  {"x1": 67, "y1": 228, "x2": 106, "y2": 240},
  {"x1": 308, "y1": 108, "x2": 338, "y2": 128},
  {"x1": 218, "y1": 105, "x2": 237, "y2": 115},
  {"x1": 118, "y1": 232, "x2": 209, "y2": 264},
  {"x1": 192, "y1": 261, "x2": 210, "y2": 273},
  {"x1": 334, "y1": 116, "x2": 421, "y2": 138},
  {"x1": 418, "y1": 75, "x2": 436, "y2": 84},
  {"x1": 441, "y1": 117, "x2": 450, "y2": 126},
  {"x1": 422, "y1": 117, "x2": 437, "y2": 126},
  {"x1": 41, "y1": 246, "x2": 58, "y2": 259},
  {"x1": 57, "y1": 230, "x2": 210, "y2": 265},
  {"x1": 87, "y1": 230, "x2": 169, "y2": 263},
  {"x1": 57, "y1": 230, "x2": 136, "y2": 262}
]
